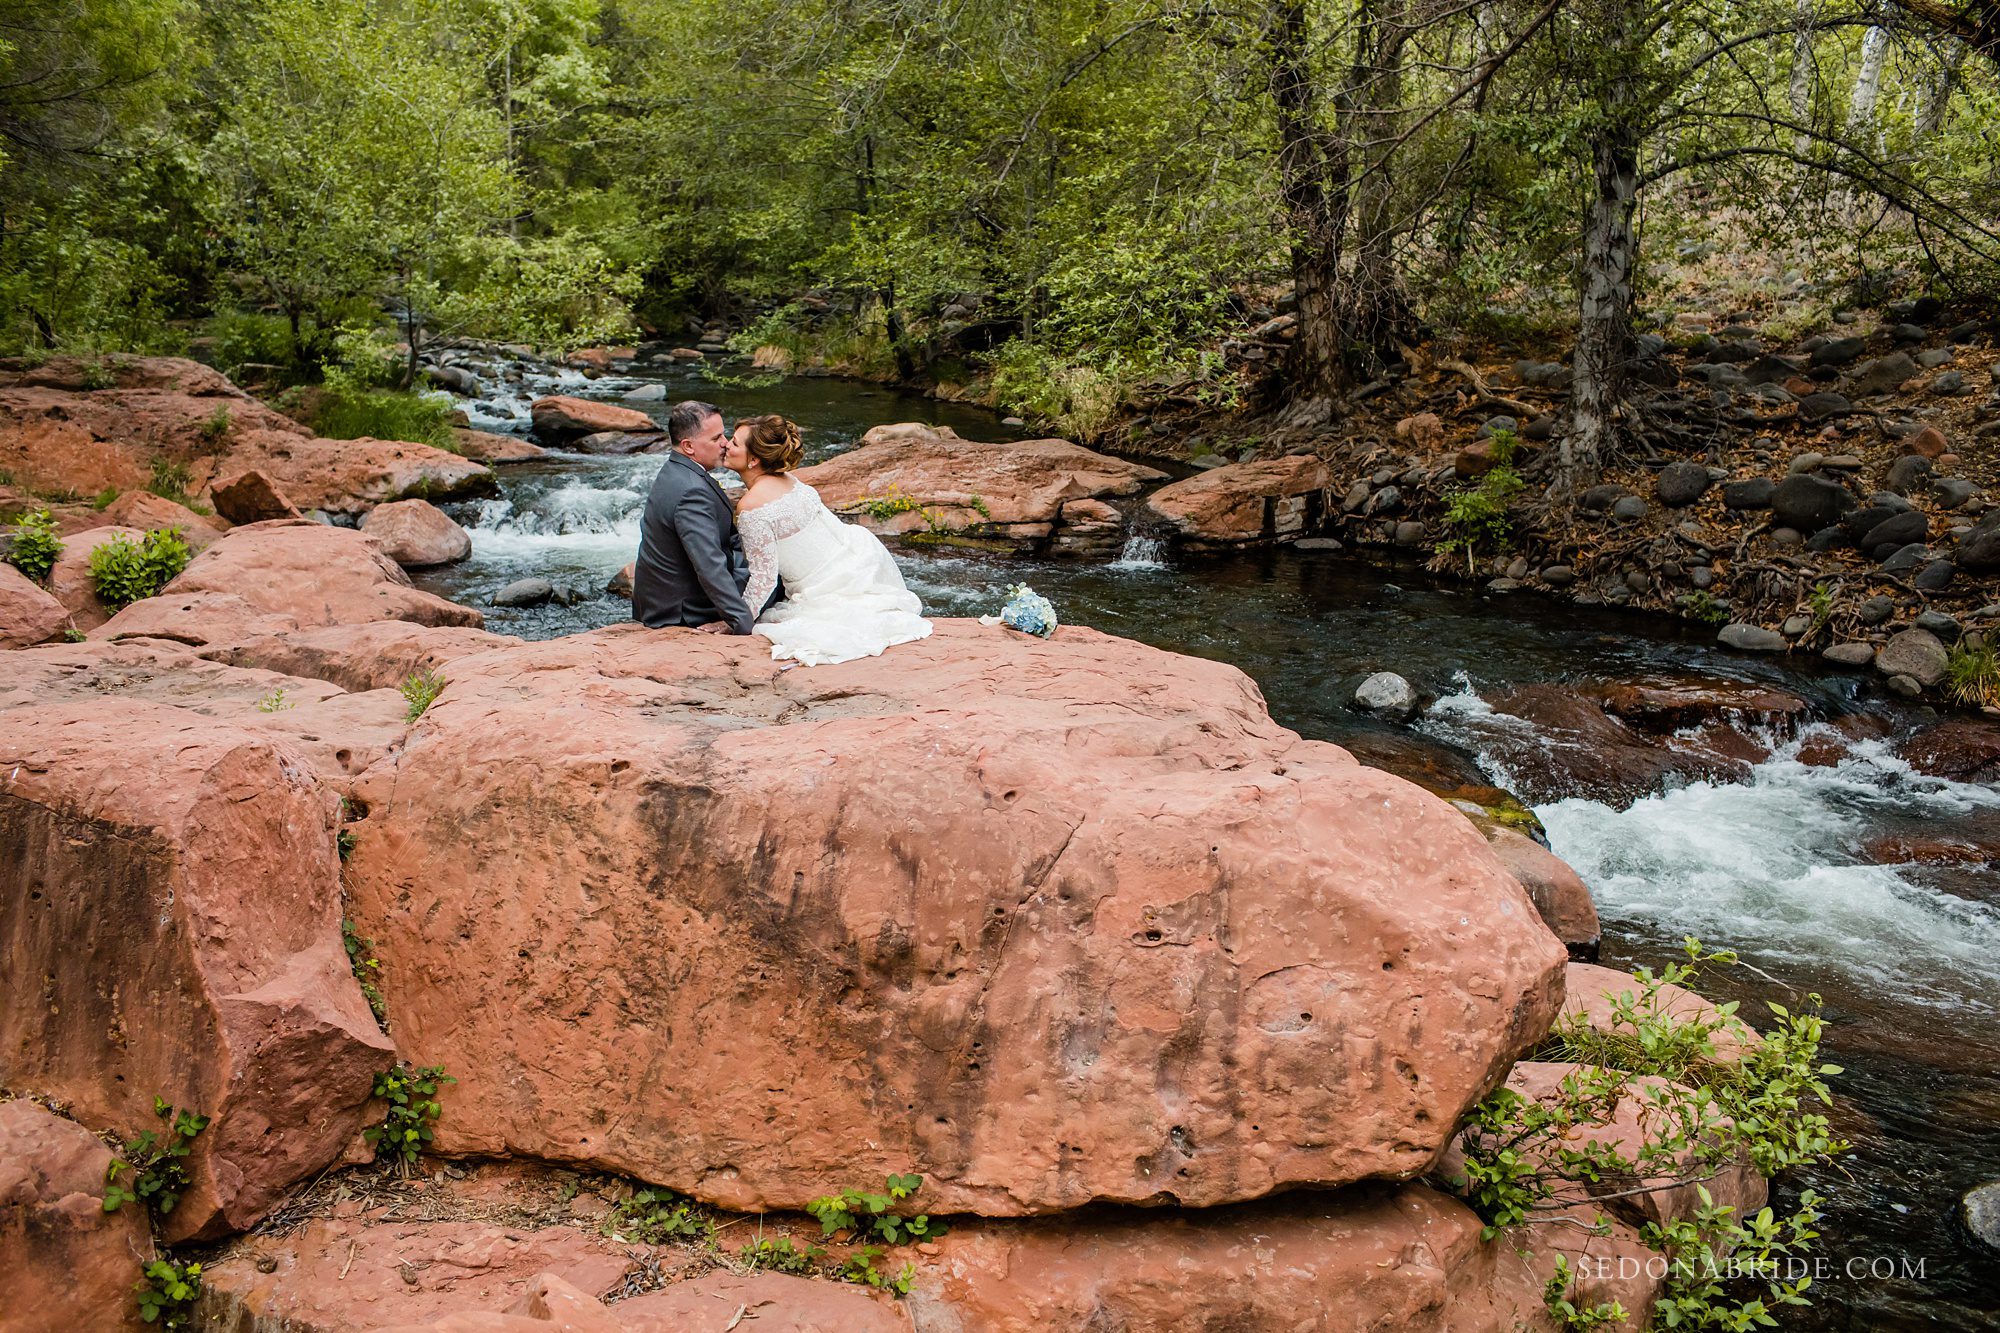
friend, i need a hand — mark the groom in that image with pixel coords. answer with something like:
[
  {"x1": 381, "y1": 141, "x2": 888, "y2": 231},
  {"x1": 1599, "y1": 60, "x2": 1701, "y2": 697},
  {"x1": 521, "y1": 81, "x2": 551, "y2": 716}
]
[{"x1": 632, "y1": 400, "x2": 769, "y2": 634}]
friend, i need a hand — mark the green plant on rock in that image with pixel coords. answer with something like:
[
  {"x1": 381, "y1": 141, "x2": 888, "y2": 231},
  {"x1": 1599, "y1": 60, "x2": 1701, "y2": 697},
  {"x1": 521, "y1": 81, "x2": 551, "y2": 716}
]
[
  {"x1": 400, "y1": 667, "x2": 445, "y2": 721},
  {"x1": 364, "y1": 1064, "x2": 454, "y2": 1176},
  {"x1": 739, "y1": 1235, "x2": 825, "y2": 1275},
  {"x1": 1542, "y1": 1256, "x2": 1629, "y2": 1330},
  {"x1": 1434, "y1": 433, "x2": 1525, "y2": 575},
  {"x1": 80, "y1": 358, "x2": 118, "y2": 390},
  {"x1": 149, "y1": 457, "x2": 193, "y2": 505},
  {"x1": 1806, "y1": 581, "x2": 1835, "y2": 636},
  {"x1": 104, "y1": 1097, "x2": 210, "y2": 1217},
  {"x1": 1447, "y1": 939, "x2": 1846, "y2": 1330},
  {"x1": 93, "y1": 486, "x2": 120, "y2": 511},
  {"x1": 134, "y1": 1257, "x2": 202, "y2": 1329},
  {"x1": 604, "y1": 1186, "x2": 713, "y2": 1243},
  {"x1": 342, "y1": 917, "x2": 386, "y2": 1026},
  {"x1": 1681, "y1": 590, "x2": 1729, "y2": 627},
  {"x1": 1945, "y1": 639, "x2": 2000, "y2": 709},
  {"x1": 199, "y1": 405, "x2": 233, "y2": 444},
  {"x1": 805, "y1": 1173, "x2": 946, "y2": 1245},
  {"x1": 5, "y1": 508, "x2": 63, "y2": 583},
  {"x1": 87, "y1": 528, "x2": 190, "y2": 609},
  {"x1": 256, "y1": 686, "x2": 293, "y2": 712},
  {"x1": 838, "y1": 1245, "x2": 916, "y2": 1295},
  {"x1": 860, "y1": 486, "x2": 925, "y2": 522}
]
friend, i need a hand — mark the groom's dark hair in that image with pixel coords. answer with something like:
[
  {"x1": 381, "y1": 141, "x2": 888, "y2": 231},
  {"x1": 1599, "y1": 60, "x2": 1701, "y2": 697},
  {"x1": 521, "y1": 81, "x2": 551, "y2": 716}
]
[{"x1": 667, "y1": 399, "x2": 722, "y2": 445}]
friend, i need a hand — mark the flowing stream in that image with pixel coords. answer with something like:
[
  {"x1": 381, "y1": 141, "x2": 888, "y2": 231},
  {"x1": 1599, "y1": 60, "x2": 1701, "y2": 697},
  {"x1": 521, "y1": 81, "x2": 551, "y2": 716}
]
[{"x1": 415, "y1": 362, "x2": 2000, "y2": 1331}]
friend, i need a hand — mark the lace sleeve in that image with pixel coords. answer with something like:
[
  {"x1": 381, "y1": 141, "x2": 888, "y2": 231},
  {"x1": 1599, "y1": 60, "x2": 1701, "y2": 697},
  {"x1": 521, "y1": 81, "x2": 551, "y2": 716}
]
[{"x1": 740, "y1": 505, "x2": 779, "y2": 618}]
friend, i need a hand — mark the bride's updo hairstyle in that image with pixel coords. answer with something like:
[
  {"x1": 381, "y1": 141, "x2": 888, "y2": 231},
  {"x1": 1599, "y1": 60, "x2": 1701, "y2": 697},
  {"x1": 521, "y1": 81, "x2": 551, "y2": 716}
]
[{"x1": 739, "y1": 414, "x2": 804, "y2": 474}]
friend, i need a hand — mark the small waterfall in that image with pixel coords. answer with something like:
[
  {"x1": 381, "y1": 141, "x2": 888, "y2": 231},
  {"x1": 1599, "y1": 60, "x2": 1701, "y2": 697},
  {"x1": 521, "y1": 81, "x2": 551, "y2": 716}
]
[{"x1": 1109, "y1": 532, "x2": 1168, "y2": 570}]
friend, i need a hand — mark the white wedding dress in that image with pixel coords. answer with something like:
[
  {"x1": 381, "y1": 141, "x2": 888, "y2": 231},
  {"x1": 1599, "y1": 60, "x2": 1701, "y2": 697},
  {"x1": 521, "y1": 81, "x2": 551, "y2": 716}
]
[{"x1": 739, "y1": 480, "x2": 933, "y2": 666}]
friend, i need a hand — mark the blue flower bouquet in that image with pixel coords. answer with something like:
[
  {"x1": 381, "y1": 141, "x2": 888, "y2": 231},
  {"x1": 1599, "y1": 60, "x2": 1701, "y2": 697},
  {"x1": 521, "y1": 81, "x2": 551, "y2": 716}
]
[{"x1": 986, "y1": 582, "x2": 1058, "y2": 638}]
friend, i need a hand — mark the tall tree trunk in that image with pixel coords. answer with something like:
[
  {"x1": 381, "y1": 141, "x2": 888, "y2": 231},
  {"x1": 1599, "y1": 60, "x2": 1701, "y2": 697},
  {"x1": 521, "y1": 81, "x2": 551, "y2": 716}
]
[
  {"x1": 1563, "y1": 0, "x2": 1643, "y2": 494},
  {"x1": 1789, "y1": 0, "x2": 1818, "y2": 148},
  {"x1": 1338, "y1": 0, "x2": 1418, "y2": 370},
  {"x1": 1847, "y1": 26, "x2": 1891, "y2": 139},
  {"x1": 1918, "y1": 39, "x2": 1967, "y2": 133},
  {"x1": 1267, "y1": 0, "x2": 1349, "y2": 405}
]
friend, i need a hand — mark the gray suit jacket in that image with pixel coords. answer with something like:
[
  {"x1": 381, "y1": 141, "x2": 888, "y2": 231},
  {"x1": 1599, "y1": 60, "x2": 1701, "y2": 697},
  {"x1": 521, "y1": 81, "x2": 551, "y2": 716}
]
[{"x1": 632, "y1": 451, "x2": 758, "y2": 633}]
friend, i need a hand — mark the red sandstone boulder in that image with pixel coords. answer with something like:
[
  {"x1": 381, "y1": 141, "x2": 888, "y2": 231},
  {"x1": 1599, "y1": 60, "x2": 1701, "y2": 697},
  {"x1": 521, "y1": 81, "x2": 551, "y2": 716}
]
[
  {"x1": 1, "y1": 563, "x2": 67, "y2": 647},
  {"x1": 203, "y1": 1217, "x2": 637, "y2": 1331},
  {"x1": 344, "y1": 620, "x2": 1565, "y2": 1215},
  {"x1": 1142, "y1": 455, "x2": 1329, "y2": 545},
  {"x1": 451, "y1": 428, "x2": 546, "y2": 464},
  {"x1": 1899, "y1": 718, "x2": 2000, "y2": 784},
  {"x1": 1586, "y1": 675, "x2": 1809, "y2": 734},
  {"x1": 798, "y1": 424, "x2": 1165, "y2": 548},
  {"x1": 46, "y1": 523, "x2": 144, "y2": 632},
  {"x1": 1482, "y1": 827, "x2": 1602, "y2": 960},
  {"x1": 99, "y1": 492, "x2": 227, "y2": 549},
  {"x1": 198, "y1": 430, "x2": 496, "y2": 515},
  {"x1": 210, "y1": 469, "x2": 303, "y2": 524},
  {"x1": 95, "y1": 521, "x2": 481, "y2": 646},
  {"x1": 203, "y1": 620, "x2": 510, "y2": 693},
  {"x1": 529, "y1": 396, "x2": 656, "y2": 444},
  {"x1": 1479, "y1": 685, "x2": 1752, "y2": 807},
  {"x1": 906, "y1": 1183, "x2": 1645, "y2": 1332},
  {"x1": 0, "y1": 1099, "x2": 156, "y2": 1331},
  {"x1": 0, "y1": 703, "x2": 395, "y2": 1241},
  {"x1": 361, "y1": 499, "x2": 473, "y2": 567}
]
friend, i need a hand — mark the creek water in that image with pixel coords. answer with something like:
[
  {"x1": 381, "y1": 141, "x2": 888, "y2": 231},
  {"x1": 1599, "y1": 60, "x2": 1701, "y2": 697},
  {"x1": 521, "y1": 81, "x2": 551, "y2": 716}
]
[{"x1": 418, "y1": 362, "x2": 2000, "y2": 1330}]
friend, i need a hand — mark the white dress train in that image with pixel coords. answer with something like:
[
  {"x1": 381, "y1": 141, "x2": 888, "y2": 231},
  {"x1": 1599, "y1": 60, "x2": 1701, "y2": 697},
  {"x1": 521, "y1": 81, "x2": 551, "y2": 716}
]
[{"x1": 739, "y1": 480, "x2": 933, "y2": 666}]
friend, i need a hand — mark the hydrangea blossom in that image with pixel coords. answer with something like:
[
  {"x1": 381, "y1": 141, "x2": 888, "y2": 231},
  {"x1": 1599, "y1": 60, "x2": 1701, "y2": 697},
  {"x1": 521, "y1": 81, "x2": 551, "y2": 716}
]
[{"x1": 1000, "y1": 582, "x2": 1058, "y2": 637}]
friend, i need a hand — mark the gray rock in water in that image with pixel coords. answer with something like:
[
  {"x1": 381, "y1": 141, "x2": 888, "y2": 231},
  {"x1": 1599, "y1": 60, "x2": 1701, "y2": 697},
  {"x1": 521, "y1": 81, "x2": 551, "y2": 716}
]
[
  {"x1": 622, "y1": 383, "x2": 669, "y2": 402},
  {"x1": 1966, "y1": 1181, "x2": 2000, "y2": 1256},
  {"x1": 1823, "y1": 642, "x2": 1877, "y2": 667},
  {"x1": 1876, "y1": 628, "x2": 1949, "y2": 686},
  {"x1": 1611, "y1": 495, "x2": 1650, "y2": 520},
  {"x1": 1722, "y1": 478, "x2": 1775, "y2": 509},
  {"x1": 1486, "y1": 577, "x2": 1523, "y2": 593},
  {"x1": 492, "y1": 577, "x2": 555, "y2": 608},
  {"x1": 1886, "y1": 673, "x2": 1924, "y2": 698},
  {"x1": 1541, "y1": 565, "x2": 1577, "y2": 587},
  {"x1": 1294, "y1": 537, "x2": 1343, "y2": 551},
  {"x1": 1354, "y1": 671, "x2": 1418, "y2": 718},
  {"x1": 1655, "y1": 461, "x2": 1712, "y2": 507},
  {"x1": 1392, "y1": 520, "x2": 1427, "y2": 547},
  {"x1": 1719, "y1": 623, "x2": 1788, "y2": 652},
  {"x1": 1771, "y1": 473, "x2": 1854, "y2": 533},
  {"x1": 1858, "y1": 595, "x2": 1897, "y2": 625}
]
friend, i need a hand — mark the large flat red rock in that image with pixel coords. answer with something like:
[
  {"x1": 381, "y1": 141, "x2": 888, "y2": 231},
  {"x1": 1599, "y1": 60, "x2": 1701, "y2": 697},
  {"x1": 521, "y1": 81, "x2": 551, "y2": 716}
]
[
  {"x1": 1143, "y1": 456, "x2": 1330, "y2": 545},
  {"x1": 344, "y1": 619, "x2": 1565, "y2": 1215},
  {"x1": 0, "y1": 1099, "x2": 156, "y2": 1330}
]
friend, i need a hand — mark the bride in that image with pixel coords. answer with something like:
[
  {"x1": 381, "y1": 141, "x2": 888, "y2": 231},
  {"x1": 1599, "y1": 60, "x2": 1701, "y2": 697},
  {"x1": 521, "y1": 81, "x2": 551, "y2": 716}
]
[{"x1": 726, "y1": 414, "x2": 933, "y2": 666}]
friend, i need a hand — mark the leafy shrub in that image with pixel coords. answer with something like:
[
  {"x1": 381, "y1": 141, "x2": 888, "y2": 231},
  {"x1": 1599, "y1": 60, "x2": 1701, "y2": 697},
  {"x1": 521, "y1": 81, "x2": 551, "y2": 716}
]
[
  {"x1": 104, "y1": 1097, "x2": 210, "y2": 1217},
  {"x1": 205, "y1": 309, "x2": 300, "y2": 374},
  {"x1": 364, "y1": 1064, "x2": 454, "y2": 1175},
  {"x1": 806, "y1": 1174, "x2": 946, "y2": 1245},
  {"x1": 987, "y1": 340, "x2": 1123, "y2": 441},
  {"x1": 307, "y1": 387, "x2": 457, "y2": 451},
  {"x1": 839, "y1": 1246, "x2": 916, "y2": 1294},
  {"x1": 1681, "y1": 589, "x2": 1729, "y2": 626},
  {"x1": 149, "y1": 458, "x2": 194, "y2": 506},
  {"x1": 79, "y1": 357, "x2": 118, "y2": 390},
  {"x1": 604, "y1": 1186, "x2": 713, "y2": 1243},
  {"x1": 87, "y1": 528, "x2": 190, "y2": 609},
  {"x1": 401, "y1": 667, "x2": 446, "y2": 720},
  {"x1": 199, "y1": 405, "x2": 233, "y2": 444},
  {"x1": 93, "y1": 486, "x2": 121, "y2": 510},
  {"x1": 1945, "y1": 639, "x2": 2000, "y2": 708},
  {"x1": 5, "y1": 508, "x2": 63, "y2": 582},
  {"x1": 1451, "y1": 939, "x2": 1846, "y2": 1329},
  {"x1": 134, "y1": 1257, "x2": 203, "y2": 1329},
  {"x1": 1434, "y1": 432, "x2": 1526, "y2": 574}
]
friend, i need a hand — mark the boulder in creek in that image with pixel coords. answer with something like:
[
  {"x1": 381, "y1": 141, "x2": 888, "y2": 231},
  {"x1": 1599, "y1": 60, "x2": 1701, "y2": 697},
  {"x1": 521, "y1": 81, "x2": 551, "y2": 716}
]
[
  {"x1": 93, "y1": 520, "x2": 481, "y2": 647},
  {"x1": 360, "y1": 499, "x2": 473, "y2": 568},
  {"x1": 1143, "y1": 455, "x2": 1330, "y2": 546},
  {"x1": 571, "y1": 430, "x2": 665, "y2": 455},
  {"x1": 1965, "y1": 1181, "x2": 2000, "y2": 1257},
  {"x1": 0, "y1": 702, "x2": 395, "y2": 1241},
  {"x1": 1353, "y1": 670, "x2": 1418, "y2": 719},
  {"x1": 211, "y1": 468, "x2": 305, "y2": 524},
  {"x1": 0, "y1": 562, "x2": 67, "y2": 647},
  {"x1": 798, "y1": 423, "x2": 1165, "y2": 549},
  {"x1": 200, "y1": 429, "x2": 496, "y2": 515},
  {"x1": 449, "y1": 427, "x2": 546, "y2": 464},
  {"x1": 1899, "y1": 719, "x2": 2000, "y2": 783},
  {"x1": 1481, "y1": 826, "x2": 1601, "y2": 961},
  {"x1": 1478, "y1": 684, "x2": 1754, "y2": 808},
  {"x1": 1718, "y1": 623, "x2": 1787, "y2": 653},
  {"x1": 1823, "y1": 642, "x2": 1877, "y2": 668},
  {"x1": 342, "y1": 620, "x2": 1567, "y2": 1215},
  {"x1": 528, "y1": 395, "x2": 656, "y2": 445},
  {"x1": 1769, "y1": 473, "x2": 1854, "y2": 533},
  {"x1": 1875, "y1": 627, "x2": 1949, "y2": 687},
  {"x1": 492, "y1": 577, "x2": 555, "y2": 607},
  {"x1": 0, "y1": 1099, "x2": 157, "y2": 1331}
]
